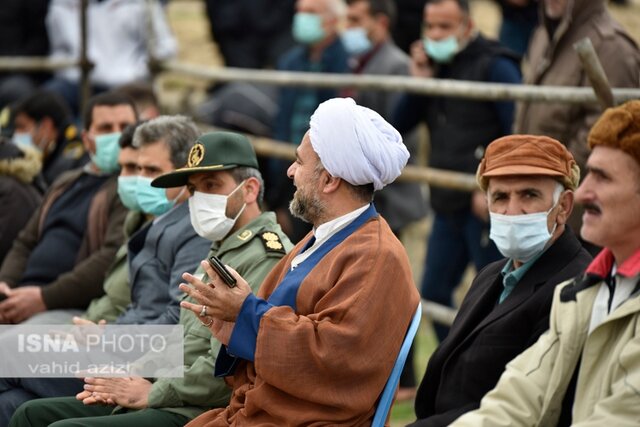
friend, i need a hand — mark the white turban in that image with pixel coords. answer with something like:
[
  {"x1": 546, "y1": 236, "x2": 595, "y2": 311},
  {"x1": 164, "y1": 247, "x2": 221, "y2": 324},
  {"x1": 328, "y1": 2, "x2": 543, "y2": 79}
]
[{"x1": 309, "y1": 98, "x2": 409, "y2": 191}]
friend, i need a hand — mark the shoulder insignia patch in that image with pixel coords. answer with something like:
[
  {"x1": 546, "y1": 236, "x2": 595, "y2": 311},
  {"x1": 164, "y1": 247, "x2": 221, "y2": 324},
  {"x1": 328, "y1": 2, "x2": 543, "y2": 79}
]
[
  {"x1": 0, "y1": 107, "x2": 10, "y2": 129},
  {"x1": 260, "y1": 231, "x2": 285, "y2": 254},
  {"x1": 237, "y1": 229, "x2": 253, "y2": 241},
  {"x1": 63, "y1": 141, "x2": 85, "y2": 159},
  {"x1": 65, "y1": 125, "x2": 78, "y2": 142}
]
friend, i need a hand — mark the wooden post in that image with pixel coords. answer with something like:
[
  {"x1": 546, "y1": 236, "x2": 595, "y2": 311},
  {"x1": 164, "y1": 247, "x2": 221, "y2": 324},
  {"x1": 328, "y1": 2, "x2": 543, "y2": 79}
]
[
  {"x1": 79, "y1": 0, "x2": 92, "y2": 117},
  {"x1": 574, "y1": 37, "x2": 615, "y2": 109}
]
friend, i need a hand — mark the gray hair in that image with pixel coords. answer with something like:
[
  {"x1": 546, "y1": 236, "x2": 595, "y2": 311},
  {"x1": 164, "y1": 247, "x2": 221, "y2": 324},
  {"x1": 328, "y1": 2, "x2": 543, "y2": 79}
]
[
  {"x1": 229, "y1": 166, "x2": 265, "y2": 205},
  {"x1": 132, "y1": 115, "x2": 200, "y2": 168}
]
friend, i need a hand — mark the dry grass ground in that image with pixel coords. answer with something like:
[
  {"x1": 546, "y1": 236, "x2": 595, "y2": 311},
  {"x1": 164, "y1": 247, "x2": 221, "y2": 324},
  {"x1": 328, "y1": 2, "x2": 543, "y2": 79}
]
[{"x1": 161, "y1": 1, "x2": 640, "y2": 425}]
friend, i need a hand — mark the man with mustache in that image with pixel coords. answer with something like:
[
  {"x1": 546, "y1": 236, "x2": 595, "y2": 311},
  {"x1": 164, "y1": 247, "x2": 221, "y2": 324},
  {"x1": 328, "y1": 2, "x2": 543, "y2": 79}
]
[{"x1": 450, "y1": 100, "x2": 640, "y2": 425}]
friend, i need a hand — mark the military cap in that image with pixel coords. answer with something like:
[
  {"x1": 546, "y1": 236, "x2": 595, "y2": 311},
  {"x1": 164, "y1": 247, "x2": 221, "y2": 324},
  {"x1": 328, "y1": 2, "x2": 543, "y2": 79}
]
[{"x1": 152, "y1": 131, "x2": 259, "y2": 188}]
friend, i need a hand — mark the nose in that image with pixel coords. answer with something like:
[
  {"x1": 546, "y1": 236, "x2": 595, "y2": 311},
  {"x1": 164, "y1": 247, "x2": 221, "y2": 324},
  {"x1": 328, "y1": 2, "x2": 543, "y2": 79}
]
[
  {"x1": 574, "y1": 177, "x2": 591, "y2": 203},
  {"x1": 287, "y1": 162, "x2": 296, "y2": 179},
  {"x1": 504, "y1": 199, "x2": 523, "y2": 215}
]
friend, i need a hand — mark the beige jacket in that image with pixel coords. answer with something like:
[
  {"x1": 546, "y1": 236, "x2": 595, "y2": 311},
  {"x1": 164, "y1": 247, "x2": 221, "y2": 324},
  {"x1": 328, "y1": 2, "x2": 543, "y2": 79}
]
[{"x1": 451, "y1": 248, "x2": 640, "y2": 426}]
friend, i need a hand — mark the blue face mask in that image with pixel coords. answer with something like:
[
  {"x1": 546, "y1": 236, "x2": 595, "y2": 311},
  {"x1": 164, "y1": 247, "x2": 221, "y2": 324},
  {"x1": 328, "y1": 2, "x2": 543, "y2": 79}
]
[
  {"x1": 13, "y1": 132, "x2": 35, "y2": 151},
  {"x1": 489, "y1": 204, "x2": 558, "y2": 263},
  {"x1": 341, "y1": 27, "x2": 373, "y2": 56},
  {"x1": 423, "y1": 35, "x2": 459, "y2": 63},
  {"x1": 136, "y1": 176, "x2": 179, "y2": 216},
  {"x1": 91, "y1": 132, "x2": 121, "y2": 173},
  {"x1": 292, "y1": 12, "x2": 326, "y2": 45},
  {"x1": 117, "y1": 175, "x2": 140, "y2": 211}
]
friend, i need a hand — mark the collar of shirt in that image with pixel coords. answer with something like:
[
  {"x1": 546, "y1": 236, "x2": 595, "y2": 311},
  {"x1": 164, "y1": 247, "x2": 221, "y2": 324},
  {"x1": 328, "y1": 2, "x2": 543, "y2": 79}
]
[
  {"x1": 290, "y1": 203, "x2": 370, "y2": 270},
  {"x1": 499, "y1": 251, "x2": 543, "y2": 304},
  {"x1": 589, "y1": 266, "x2": 639, "y2": 334}
]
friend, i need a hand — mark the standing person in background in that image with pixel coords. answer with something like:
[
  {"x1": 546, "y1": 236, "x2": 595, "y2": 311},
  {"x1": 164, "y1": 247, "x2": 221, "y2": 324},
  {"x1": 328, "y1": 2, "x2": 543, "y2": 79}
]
[
  {"x1": 342, "y1": 0, "x2": 427, "y2": 400},
  {"x1": 515, "y1": 0, "x2": 639, "y2": 172},
  {"x1": 514, "y1": 0, "x2": 640, "y2": 253},
  {"x1": 393, "y1": 0, "x2": 521, "y2": 342},
  {"x1": 267, "y1": 0, "x2": 350, "y2": 243},
  {"x1": 115, "y1": 82, "x2": 161, "y2": 121},
  {"x1": 44, "y1": 0, "x2": 177, "y2": 116},
  {"x1": 494, "y1": 0, "x2": 539, "y2": 56},
  {"x1": 204, "y1": 0, "x2": 295, "y2": 69},
  {"x1": 0, "y1": 0, "x2": 50, "y2": 109}
]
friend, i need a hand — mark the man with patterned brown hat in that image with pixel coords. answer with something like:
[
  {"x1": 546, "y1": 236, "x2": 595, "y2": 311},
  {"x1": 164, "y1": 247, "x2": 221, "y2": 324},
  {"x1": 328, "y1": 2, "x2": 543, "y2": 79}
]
[
  {"x1": 410, "y1": 134, "x2": 592, "y2": 427},
  {"x1": 451, "y1": 100, "x2": 640, "y2": 426}
]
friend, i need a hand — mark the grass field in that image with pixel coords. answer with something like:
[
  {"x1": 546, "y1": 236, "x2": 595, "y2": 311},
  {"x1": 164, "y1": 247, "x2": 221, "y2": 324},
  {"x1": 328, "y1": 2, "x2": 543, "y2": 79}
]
[{"x1": 161, "y1": 1, "x2": 640, "y2": 425}]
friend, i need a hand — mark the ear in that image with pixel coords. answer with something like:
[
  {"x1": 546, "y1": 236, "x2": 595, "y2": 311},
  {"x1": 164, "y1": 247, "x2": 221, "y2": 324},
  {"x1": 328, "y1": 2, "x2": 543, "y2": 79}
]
[
  {"x1": 82, "y1": 129, "x2": 95, "y2": 155},
  {"x1": 463, "y1": 16, "x2": 474, "y2": 37},
  {"x1": 321, "y1": 171, "x2": 341, "y2": 194},
  {"x1": 242, "y1": 177, "x2": 260, "y2": 204},
  {"x1": 375, "y1": 13, "x2": 390, "y2": 31},
  {"x1": 555, "y1": 190, "x2": 574, "y2": 226},
  {"x1": 40, "y1": 117, "x2": 55, "y2": 134}
]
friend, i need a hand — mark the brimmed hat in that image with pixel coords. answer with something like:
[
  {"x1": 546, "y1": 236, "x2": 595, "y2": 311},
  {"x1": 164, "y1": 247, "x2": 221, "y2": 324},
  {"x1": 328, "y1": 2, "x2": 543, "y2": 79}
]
[
  {"x1": 152, "y1": 131, "x2": 259, "y2": 188},
  {"x1": 588, "y1": 100, "x2": 640, "y2": 165},
  {"x1": 476, "y1": 135, "x2": 580, "y2": 191}
]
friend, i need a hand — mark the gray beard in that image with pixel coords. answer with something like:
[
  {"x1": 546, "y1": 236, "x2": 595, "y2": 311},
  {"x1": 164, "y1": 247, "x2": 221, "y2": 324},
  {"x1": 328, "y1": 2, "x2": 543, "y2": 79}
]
[{"x1": 289, "y1": 189, "x2": 325, "y2": 224}]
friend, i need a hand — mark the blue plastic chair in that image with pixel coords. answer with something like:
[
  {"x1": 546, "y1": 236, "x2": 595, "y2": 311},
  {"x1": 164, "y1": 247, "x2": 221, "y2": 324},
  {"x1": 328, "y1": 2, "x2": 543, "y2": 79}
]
[{"x1": 371, "y1": 303, "x2": 422, "y2": 427}]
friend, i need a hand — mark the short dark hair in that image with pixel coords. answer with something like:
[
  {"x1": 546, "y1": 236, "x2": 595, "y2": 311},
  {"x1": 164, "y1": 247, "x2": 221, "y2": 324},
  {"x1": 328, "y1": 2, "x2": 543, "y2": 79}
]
[
  {"x1": 115, "y1": 82, "x2": 159, "y2": 115},
  {"x1": 425, "y1": 0, "x2": 470, "y2": 15},
  {"x1": 118, "y1": 122, "x2": 143, "y2": 149},
  {"x1": 347, "y1": 182, "x2": 375, "y2": 203},
  {"x1": 83, "y1": 91, "x2": 138, "y2": 131},
  {"x1": 13, "y1": 90, "x2": 72, "y2": 131},
  {"x1": 346, "y1": 0, "x2": 397, "y2": 28}
]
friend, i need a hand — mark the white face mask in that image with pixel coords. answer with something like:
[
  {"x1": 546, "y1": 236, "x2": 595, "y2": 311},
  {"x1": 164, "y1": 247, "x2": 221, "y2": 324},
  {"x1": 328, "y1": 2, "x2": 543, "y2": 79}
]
[
  {"x1": 188, "y1": 181, "x2": 246, "y2": 242},
  {"x1": 489, "y1": 201, "x2": 559, "y2": 263}
]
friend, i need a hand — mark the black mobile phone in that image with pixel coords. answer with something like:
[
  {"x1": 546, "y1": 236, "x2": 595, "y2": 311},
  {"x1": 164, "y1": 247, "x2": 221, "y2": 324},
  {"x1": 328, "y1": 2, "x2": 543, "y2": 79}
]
[{"x1": 208, "y1": 255, "x2": 237, "y2": 288}]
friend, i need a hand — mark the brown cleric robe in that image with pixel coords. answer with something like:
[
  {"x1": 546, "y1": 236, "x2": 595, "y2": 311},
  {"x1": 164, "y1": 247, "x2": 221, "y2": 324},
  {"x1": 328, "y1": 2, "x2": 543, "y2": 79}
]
[{"x1": 187, "y1": 208, "x2": 420, "y2": 426}]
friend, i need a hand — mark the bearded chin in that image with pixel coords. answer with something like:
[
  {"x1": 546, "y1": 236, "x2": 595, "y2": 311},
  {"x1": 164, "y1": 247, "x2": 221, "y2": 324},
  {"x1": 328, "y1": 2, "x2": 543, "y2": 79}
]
[
  {"x1": 289, "y1": 189, "x2": 325, "y2": 224},
  {"x1": 289, "y1": 192, "x2": 311, "y2": 223}
]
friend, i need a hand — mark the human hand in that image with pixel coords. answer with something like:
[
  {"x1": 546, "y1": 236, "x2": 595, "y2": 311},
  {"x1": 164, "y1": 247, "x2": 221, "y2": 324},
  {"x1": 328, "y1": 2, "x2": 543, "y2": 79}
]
[
  {"x1": 72, "y1": 317, "x2": 107, "y2": 326},
  {"x1": 0, "y1": 286, "x2": 46, "y2": 323},
  {"x1": 0, "y1": 282, "x2": 11, "y2": 323},
  {"x1": 471, "y1": 190, "x2": 490, "y2": 223},
  {"x1": 82, "y1": 376, "x2": 152, "y2": 409},
  {"x1": 409, "y1": 39, "x2": 434, "y2": 78},
  {"x1": 179, "y1": 261, "x2": 252, "y2": 323}
]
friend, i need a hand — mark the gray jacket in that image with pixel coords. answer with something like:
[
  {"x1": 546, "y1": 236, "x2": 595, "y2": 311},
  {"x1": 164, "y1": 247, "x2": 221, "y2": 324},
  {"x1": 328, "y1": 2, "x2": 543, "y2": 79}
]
[
  {"x1": 355, "y1": 40, "x2": 427, "y2": 232},
  {"x1": 117, "y1": 201, "x2": 210, "y2": 324}
]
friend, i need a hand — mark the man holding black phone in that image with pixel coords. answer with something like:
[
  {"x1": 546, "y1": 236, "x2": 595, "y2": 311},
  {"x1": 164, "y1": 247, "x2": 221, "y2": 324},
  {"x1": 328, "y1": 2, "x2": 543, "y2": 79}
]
[{"x1": 178, "y1": 98, "x2": 420, "y2": 426}]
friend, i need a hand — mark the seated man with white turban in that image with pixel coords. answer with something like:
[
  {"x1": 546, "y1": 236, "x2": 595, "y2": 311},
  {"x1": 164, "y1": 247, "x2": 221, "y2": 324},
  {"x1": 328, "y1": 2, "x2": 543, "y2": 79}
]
[{"x1": 178, "y1": 97, "x2": 421, "y2": 426}]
